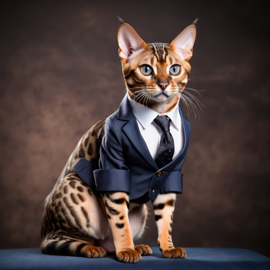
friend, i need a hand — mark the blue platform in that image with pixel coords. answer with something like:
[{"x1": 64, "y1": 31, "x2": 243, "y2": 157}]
[{"x1": 0, "y1": 247, "x2": 270, "y2": 270}]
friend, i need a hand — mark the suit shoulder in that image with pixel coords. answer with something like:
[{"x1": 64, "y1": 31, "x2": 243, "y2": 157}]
[
  {"x1": 106, "y1": 109, "x2": 119, "y2": 122},
  {"x1": 104, "y1": 109, "x2": 125, "y2": 135}
]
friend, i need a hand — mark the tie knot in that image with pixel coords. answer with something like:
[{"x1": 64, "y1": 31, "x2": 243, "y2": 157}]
[{"x1": 153, "y1": 115, "x2": 171, "y2": 132}]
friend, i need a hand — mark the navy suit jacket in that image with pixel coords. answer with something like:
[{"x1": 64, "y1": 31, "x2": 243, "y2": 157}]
[{"x1": 74, "y1": 94, "x2": 191, "y2": 203}]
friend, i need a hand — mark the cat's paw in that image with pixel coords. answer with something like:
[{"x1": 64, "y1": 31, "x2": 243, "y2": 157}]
[
  {"x1": 81, "y1": 245, "x2": 106, "y2": 258},
  {"x1": 117, "y1": 248, "x2": 142, "y2": 263},
  {"x1": 135, "y1": 245, "x2": 152, "y2": 256},
  {"x1": 161, "y1": 247, "x2": 187, "y2": 259}
]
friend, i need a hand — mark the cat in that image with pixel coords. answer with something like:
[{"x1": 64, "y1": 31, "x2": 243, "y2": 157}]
[{"x1": 40, "y1": 18, "x2": 197, "y2": 263}]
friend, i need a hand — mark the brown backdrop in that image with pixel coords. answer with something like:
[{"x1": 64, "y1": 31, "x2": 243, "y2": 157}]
[{"x1": 1, "y1": 0, "x2": 270, "y2": 257}]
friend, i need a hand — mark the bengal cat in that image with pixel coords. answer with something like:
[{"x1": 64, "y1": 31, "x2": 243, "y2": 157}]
[{"x1": 41, "y1": 18, "x2": 197, "y2": 263}]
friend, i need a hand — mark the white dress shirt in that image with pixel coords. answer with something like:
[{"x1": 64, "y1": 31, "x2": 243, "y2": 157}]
[{"x1": 128, "y1": 97, "x2": 184, "y2": 160}]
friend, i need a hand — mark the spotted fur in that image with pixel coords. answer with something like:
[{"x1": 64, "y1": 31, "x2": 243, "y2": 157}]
[{"x1": 41, "y1": 19, "x2": 196, "y2": 263}]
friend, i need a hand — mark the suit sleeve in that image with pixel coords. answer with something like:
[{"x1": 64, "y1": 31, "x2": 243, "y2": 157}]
[{"x1": 93, "y1": 117, "x2": 132, "y2": 193}]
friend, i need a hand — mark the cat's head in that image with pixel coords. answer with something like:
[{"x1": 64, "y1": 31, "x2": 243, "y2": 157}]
[{"x1": 117, "y1": 19, "x2": 196, "y2": 113}]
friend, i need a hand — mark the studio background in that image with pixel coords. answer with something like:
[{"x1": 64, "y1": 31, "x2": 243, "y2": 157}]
[{"x1": 0, "y1": 0, "x2": 269, "y2": 257}]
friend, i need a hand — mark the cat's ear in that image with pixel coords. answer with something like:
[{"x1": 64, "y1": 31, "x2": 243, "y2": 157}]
[
  {"x1": 170, "y1": 24, "x2": 196, "y2": 62},
  {"x1": 117, "y1": 23, "x2": 146, "y2": 64}
]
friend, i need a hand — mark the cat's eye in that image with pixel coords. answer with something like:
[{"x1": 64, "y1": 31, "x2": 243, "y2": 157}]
[
  {"x1": 140, "y1": 65, "x2": 153, "y2": 76},
  {"x1": 169, "y1": 65, "x2": 181, "y2": 75}
]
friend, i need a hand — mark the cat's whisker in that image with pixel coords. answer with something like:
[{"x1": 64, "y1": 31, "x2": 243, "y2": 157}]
[
  {"x1": 129, "y1": 87, "x2": 145, "y2": 91},
  {"x1": 136, "y1": 92, "x2": 146, "y2": 105},
  {"x1": 142, "y1": 94, "x2": 148, "y2": 107},
  {"x1": 182, "y1": 93, "x2": 198, "y2": 118},
  {"x1": 132, "y1": 89, "x2": 144, "y2": 94},
  {"x1": 183, "y1": 96, "x2": 193, "y2": 117},
  {"x1": 184, "y1": 91, "x2": 205, "y2": 111},
  {"x1": 177, "y1": 87, "x2": 190, "y2": 116},
  {"x1": 131, "y1": 91, "x2": 146, "y2": 101},
  {"x1": 180, "y1": 85, "x2": 205, "y2": 118},
  {"x1": 137, "y1": 91, "x2": 144, "y2": 97},
  {"x1": 133, "y1": 91, "x2": 145, "y2": 97},
  {"x1": 184, "y1": 88, "x2": 202, "y2": 97},
  {"x1": 185, "y1": 87, "x2": 204, "y2": 91},
  {"x1": 140, "y1": 93, "x2": 146, "y2": 106},
  {"x1": 133, "y1": 95, "x2": 142, "y2": 105},
  {"x1": 185, "y1": 90, "x2": 205, "y2": 110},
  {"x1": 145, "y1": 94, "x2": 149, "y2": 107},
  {"x1": 130, "y1": 92, "x2": 145, "y2": 107},
  {"x1": 143, "y1": 93, "x2": 149, "y2": 107},
  {"x1": 182, "y1": 93, "x2": 197, "y2": 118},
  {"x1": 130, "y1": 89, "x2": 146, "y2": 99},
  {"x1": 185, "y1": 87, "x2": 205, "y2": 95},
  {"x1": 147, "y1": 93, "x2": 151, "y2": 106},
  {"x1": 183, "y1": 94, "x2": 198, "y2": 114},
  {"x1": 180, "y1": 95, "x2": 191, "y2": 116},
  {"x1": 131, "y1": 90, "x2": 143, "y2": 107},
  {"x1": 182, "y1": 101, "x2": 190, "y2": 115},
  {"x1": 131, "y1": 90, "x2": 145, "y2": 96}
]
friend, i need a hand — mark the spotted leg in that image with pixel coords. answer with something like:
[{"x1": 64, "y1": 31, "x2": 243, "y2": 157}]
[
  {"x1": 154, "y1": 193, "x2": 186, "y2": 259},
  {"x1": 101, "y1": 192, "x2": 142, "y2": 263}
]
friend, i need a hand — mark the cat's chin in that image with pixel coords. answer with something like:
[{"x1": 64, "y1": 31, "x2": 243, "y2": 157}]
[
  {"x1": 151, "y1": 92, "x2": 176, "y2": 103},
  {"x1": 156, "y1": 93, "x2": 168, "y2": 101}
]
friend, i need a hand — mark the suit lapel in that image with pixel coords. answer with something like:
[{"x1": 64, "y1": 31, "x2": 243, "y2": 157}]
[
  {"x1": 117, "y1": 95, "x2": 159, "y2": 170},
  {"x1": 122, "y1": 118, "x2": 159, "y2": 170}
]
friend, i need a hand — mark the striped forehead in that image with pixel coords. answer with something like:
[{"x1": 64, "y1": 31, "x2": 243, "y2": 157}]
[{"x1": 149, "y1": 43, "x2": 169, "y2": 62}]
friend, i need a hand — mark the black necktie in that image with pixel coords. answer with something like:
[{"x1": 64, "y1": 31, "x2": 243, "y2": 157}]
[{"x1": 154, "y1": 115, "x2": 174, "y2": 168}]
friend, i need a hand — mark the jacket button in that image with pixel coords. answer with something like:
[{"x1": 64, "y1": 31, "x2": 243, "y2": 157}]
[{"x1": 156, "y1": 171, "x2": 162, "y2": 176}]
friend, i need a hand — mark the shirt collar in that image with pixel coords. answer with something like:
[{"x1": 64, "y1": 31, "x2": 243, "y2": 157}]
[{"x1": 128, "y1": 95, "x2": 180, "y2": 131}]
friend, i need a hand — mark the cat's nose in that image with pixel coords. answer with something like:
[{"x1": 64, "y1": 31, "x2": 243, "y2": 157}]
[{"x1": 158, "y1": 81, "x2": 169, "y2": 90}]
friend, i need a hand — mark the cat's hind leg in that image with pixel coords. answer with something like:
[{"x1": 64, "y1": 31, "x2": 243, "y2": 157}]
[
  {"x1": 41, "y1": 173, "x2": 110, "y2": 257},
  {"x1": 41, "y1": 233, "x2": 106, "y2": 258}
]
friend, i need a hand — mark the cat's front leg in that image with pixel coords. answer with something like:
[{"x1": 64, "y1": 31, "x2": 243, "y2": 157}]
[
  {"x1": 101, "y1": 192, "x2": 142, "y2": 263},
  {"x1": 154, "y1": 193, "x2": 186, "y2": 259}
]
